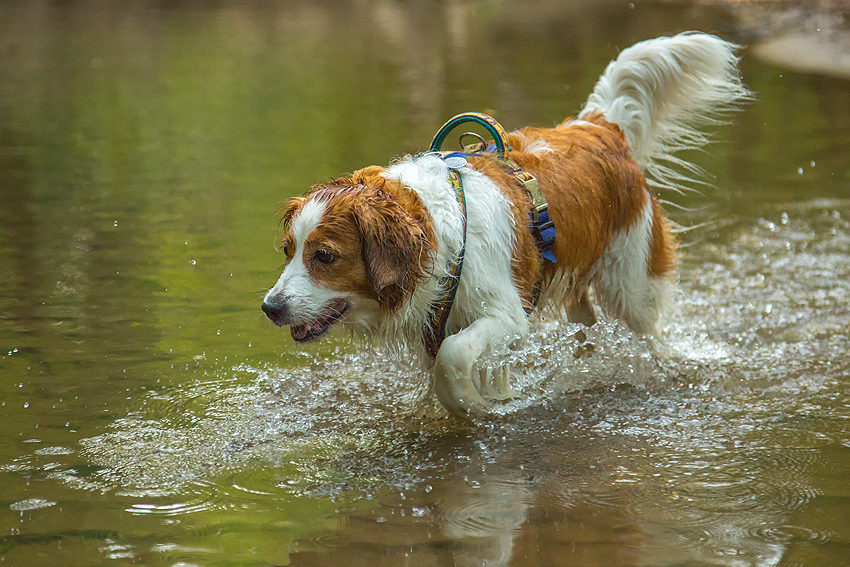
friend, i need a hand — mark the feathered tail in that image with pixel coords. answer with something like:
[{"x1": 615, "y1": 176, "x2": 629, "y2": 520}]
[{"x1": 577, "y1": 32, "x2": 752, "y2": 193}]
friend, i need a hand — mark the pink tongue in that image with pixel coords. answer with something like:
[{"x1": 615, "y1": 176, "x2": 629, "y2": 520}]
[{"x1": 290, "y1": 325, "x2": 309, "y2": 341}]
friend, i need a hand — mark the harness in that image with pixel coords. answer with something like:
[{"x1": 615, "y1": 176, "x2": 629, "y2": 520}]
[{"x1": 423, "y1": 112, "x2": 557, "y2": 359}]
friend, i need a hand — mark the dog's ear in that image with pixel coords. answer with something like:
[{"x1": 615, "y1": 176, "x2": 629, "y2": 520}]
[{"x1": 354, "y1": 192, "x2": 429, "y2": 312}]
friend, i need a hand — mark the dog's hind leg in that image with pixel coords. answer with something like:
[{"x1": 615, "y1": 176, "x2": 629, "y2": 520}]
[
  {"x1": 592, "y1": 198, "x2": 675, "y2": 336},
  {"x1": 567, "y1": 292, "x2": 597, "y2": 327},
  {"x1": 434, "y1": 316, "x2": 526, "y2": 417}
]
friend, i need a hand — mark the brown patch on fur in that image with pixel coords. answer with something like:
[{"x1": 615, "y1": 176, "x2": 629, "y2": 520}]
[
  {"x1": 500, "y1": 116, "x2": 677, "y2": 308},
  {"x1": 648, "y1": 195, "x2": 678, "y2": 279},
  {"x1": 281, "y1": 167, "x2": 437, "y2": 312},
  {"x1": 300, "y1": 200, "x2": 375, "y2": 301}
]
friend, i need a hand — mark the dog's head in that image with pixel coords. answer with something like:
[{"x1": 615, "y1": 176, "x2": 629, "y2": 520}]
[{"x1": 262, "y1": 166, "x2": 435, "y2": 343}]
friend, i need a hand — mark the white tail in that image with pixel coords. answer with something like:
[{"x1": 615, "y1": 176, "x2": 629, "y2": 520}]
[{"x1": 578, "y1": 32, "x2": 751, "y2": 193}]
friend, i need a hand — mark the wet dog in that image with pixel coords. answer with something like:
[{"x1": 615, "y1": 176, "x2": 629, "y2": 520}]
[{"x1": 262, "y1": 32, "x2": 749, "y2": 417}]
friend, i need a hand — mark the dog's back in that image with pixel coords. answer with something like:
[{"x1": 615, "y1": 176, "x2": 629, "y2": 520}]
[{"x1": 506, "y1": 33, "x2": 750, "y2": 335}]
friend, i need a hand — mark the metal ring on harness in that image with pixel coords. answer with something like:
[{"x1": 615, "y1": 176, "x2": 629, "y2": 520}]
[
  {"x1": 430, "y1": 112, "x2": 511, "y2": 159},
  {"x1": 458, "y1": 131, "x2": 488, "y2": 152},
  {"x1": 430, "y1": 112, "x2": 557, "y2": 264}
]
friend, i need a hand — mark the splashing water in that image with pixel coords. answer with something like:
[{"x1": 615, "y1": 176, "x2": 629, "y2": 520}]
[
  {"x1": 80, "y1": 200, "x2": 850, "y2": 492},
  {"x1": 69, "y1": 200, "x2": 850, "y2": 566}
]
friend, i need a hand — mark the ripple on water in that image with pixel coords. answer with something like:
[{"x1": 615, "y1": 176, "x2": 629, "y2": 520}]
[
  {"x1": 125, "y1": 500, "x2": 213, "y2": 516},
  {"x1": 433, "y1": 477, "x2": 533, "y2": 540},
  {"x1": 750, "y1": 524, "x2": 832, "y2": 545},
  {"x1": 123, "y1": 479, "x2": 219, "y2": 516}
]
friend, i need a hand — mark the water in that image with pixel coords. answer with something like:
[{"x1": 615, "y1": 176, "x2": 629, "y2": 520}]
[{"x1": 2, "y1": 1, "x2": 850, "y2": 566}]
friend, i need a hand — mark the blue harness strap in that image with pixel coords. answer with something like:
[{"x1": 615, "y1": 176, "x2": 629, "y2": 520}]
[{"x1": 535, "y1": 209, "x2": 557, "y2": 262}]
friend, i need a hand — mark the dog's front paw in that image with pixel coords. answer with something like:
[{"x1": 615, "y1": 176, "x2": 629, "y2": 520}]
[
  {"x1": 478, "y1": 366, "x2": 516, "y2": 401},
  {"x1": 432, "y1": 316, "x2": 526, "y2": 417},
  {"x1": 433, "y1": 339, "x2": 492, "y2": 418}
]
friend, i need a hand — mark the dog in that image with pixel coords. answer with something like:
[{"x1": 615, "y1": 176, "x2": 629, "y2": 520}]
[{"x1": 261, "y1": 32, "x2": 750, "y2": 417}]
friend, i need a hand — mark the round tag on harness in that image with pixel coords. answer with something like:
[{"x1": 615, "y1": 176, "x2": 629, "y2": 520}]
[{"x1": 443, "y1": 156, "x2": 467, "y2": 170}]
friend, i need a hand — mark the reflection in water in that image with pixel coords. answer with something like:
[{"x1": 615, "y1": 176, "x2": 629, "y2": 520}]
[{"x1": 2, "y1": 1, "x2": 850, "y2": 566}]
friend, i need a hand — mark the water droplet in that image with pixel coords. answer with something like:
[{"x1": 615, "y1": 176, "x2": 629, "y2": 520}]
[
  {"x1": 23, "y1": 402, "x2": 29, "y2": 408},
  {"x1": 191, "y1": 260, "x2": 197, "y2": 265},
  {"x1": 216, "y1": 329, "x2": 221, "y2": 336},
  {"x1": 810, "y1": 160, "x2": 816, "y2": 167},
  {"x1": 628, "y1": 2, "x2": 634, "y2": 7},
  {"x1": 797, "y1": 167, "x2": 803, "y2": 175},
  {"x1": 113, "y1": 220, "x2": 118, "y2": 227}
]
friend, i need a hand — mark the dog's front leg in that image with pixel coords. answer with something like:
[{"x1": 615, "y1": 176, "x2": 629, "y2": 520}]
[{"x1": 433, "y1": 316, "x2": 524, "y2": 417}]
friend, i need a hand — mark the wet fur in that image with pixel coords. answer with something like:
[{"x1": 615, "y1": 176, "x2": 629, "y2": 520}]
[{"x1": 262, "y1": 32, "x2": 750, "y2": 416}]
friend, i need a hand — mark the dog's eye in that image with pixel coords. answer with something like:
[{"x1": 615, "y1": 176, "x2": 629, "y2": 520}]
[{"x1": 314, "y1": 248, "x2": 337, "y2": 265}]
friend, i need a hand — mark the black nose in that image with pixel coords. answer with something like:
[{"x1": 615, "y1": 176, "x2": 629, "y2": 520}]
[{"x1": 261, "y1": 300, "x2": 287, "y2": 327}]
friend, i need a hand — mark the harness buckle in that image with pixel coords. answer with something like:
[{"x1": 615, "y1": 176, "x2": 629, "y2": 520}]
[{"x1": 517, "y1": 172, "x2": 546, "y2": 222}]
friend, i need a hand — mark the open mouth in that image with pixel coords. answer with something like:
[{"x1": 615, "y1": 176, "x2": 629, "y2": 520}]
[{"x1": 290, "y1": 298, "x2": 349, "y2": 343}]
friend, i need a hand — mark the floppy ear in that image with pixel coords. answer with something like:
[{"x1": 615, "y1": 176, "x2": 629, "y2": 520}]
[{"x1": 354, "y1": 194, "x2": 429, "y2": 312}]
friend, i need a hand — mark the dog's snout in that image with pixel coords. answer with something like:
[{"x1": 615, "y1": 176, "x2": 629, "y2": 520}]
[{"x1": 262, "y1": 297, "x2": 289, "y2": 327}]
